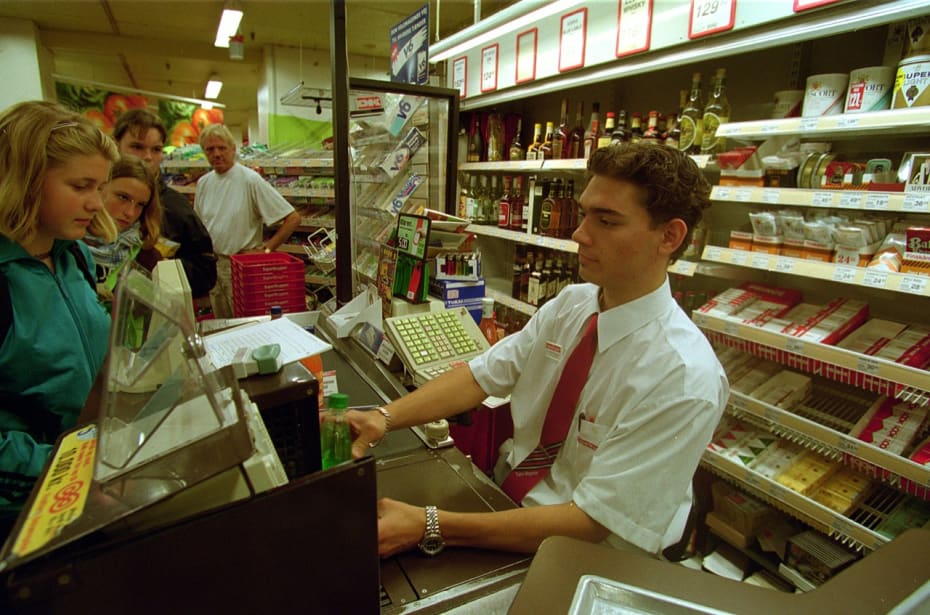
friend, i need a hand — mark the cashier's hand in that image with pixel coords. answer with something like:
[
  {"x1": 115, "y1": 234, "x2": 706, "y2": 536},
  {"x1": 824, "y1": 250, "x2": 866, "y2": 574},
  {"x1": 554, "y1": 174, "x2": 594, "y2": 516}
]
[
  {"x1": 345, "y1": 409, "x2": 385, "y2": 459},
  {"x1": 377, "y1": 498, "x2": 424, "y2": 557}
]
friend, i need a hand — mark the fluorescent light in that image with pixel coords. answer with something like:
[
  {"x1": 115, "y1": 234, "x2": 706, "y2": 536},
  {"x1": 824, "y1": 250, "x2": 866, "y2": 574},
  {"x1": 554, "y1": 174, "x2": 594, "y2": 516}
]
[
  {"x1": 214, "y1": 5, "x2": 243, "y2": 48},
  {"x1": 429, "y1": 0, "x2": 583, "y2": 63},
  {"x1": 205, "y1": 78, "x2": 223, "y2": 99}
]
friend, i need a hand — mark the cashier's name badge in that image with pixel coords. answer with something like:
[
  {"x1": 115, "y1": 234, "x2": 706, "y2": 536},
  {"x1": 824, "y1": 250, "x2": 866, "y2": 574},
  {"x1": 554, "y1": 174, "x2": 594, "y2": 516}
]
[{"x1": 545, "y1": 341, "x2": 563, "y2": 361}]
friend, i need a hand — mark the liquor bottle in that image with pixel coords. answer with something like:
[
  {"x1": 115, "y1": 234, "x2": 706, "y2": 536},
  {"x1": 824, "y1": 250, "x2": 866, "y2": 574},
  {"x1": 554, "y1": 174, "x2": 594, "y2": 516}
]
[
  {"x1": 464, "y1": 174, "x2": 479, "y2": 221},
  {"x1": 526, "y1": 122, "x2": 543, "y2": 160},
  {"x1": 611, "y1": 110, "x2": 629, "y2": 145},
  {"x1": 478, "y1": 297, "x2": 499, "y2": 345},
  {"x1": 519, "y1": 250, "x2": 534, "y2": 303},
  {"x1": 510, "y1": 175, "x2": 525, "y2": 231},
  {"x1": 466, "y1": 114, "x2": 483, "y2": 162},
  {"x1": 583, "y1": 102, "x2": 601, "y2": 159},
  {"x1": 597, "y1": 112, "x2": 615, "y2": 150},
  {"x1": 629, "y1": 112, "x2": 643, "y2": 143},
  {"x1": 553, "y1": 98, "x2": 570, "y2": 159},
  {"x1": 527, "y1": 260, "x2": 543, "y2": 307},
  {"x1": 679, "y1": 72, "x2": 704, "y2": 155},
  {"x1": 569, "y1": 101, "x2": 585, "y2": 158},
  {"x1": 543, "y1": 258, "x2": 555, "y2": 304},
  {"x1": 476, "y1": 175, "x2": 491, "y2": 224},
  {"x1": 701, "y1": 68, "x2": 731, "y2": 155},
  {"x1": 498, "y1": 175, "x2": 513, "y2": 229},
  {"x1": 539, "y1": 121, "x2": 556, "y2": 160},
  {"x1": 487, "y1": 175, "x2": 500, "y2": 224},
  {"x1": 642, "y1": 110, "x2": 661, "y2": 143},
  {"x1": 538, "y1": 179, "x2": 559, "y2": 237},
  {"x1": 321, "y1": 393, "x2": 352, "y2": 469},
  {"x1": 563, "y1": 178, "x2": 577, "y2": 238},
  {"x1": 665, "y1": 90, "x2": 686, "y2": 150},
  {"x1": 486, "y1": 111, "x2": 504, "y2": 161},
  {"x1": 509, "y1": 117, "x2": 525, "y2": 161}
]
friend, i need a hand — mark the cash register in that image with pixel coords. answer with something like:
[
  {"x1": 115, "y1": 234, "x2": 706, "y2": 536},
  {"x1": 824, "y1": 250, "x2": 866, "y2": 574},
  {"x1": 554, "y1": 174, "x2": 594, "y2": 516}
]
[{"x1": 0, "y1": 264, "x2": 529, "y2": 613}]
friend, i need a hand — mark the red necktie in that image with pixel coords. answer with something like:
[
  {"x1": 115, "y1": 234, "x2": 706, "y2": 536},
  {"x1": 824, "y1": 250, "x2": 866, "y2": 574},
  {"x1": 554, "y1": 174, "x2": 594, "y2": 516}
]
[{"x1": 502, "y1": 313, "x2": 599, "y2": 503}]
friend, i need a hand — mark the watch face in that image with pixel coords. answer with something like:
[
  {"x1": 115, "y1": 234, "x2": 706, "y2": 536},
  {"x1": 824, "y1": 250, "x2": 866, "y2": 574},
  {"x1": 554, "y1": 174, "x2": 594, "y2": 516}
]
[{"x1": 419, "y1": 534, "x2": 445, "y2": 556}]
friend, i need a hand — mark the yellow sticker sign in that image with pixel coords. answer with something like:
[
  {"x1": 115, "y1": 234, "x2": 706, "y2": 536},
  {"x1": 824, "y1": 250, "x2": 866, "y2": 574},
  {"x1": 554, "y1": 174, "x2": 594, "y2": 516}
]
[{"x1": 13, "y1": 425, "x2": 97, "y2": 558}]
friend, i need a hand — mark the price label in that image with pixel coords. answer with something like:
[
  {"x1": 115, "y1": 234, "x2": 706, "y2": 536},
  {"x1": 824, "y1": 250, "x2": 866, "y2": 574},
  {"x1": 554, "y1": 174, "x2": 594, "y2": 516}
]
[
  {"x1": 760, "y1": 123, "x2": 779, "y2": 133},
  {"x1": 800, "y1": 117, "x2": 819, "y2": 131},
  {"x1": 704, "y1": 246, "x2": 723, "y2": 261},
  {"x1": 761, "y1": 405, "x2": 779, "y2": 423},
  {"x1": 761, "y1": 189, "x2": 780, "y2": 204},
  {"x1": 903, "y1": 193, "x2": 930, "y2": 213},
  {"x1": 751, "y1": 254, "x2": 770, "y2": 269},
  {"x1": 832, "y1": 266, "x2": 857, "y2": 283},
  {"x1": 558, "y1": 9, "x2": 587, "y2": 72},
  {"x1": 856, "y1": 356, "x2": 881, "y2": 375},
  {"x1": 516, "y1": 29, "x2": 537, "y2": 84},
  {"x1": 480, "y1": 44, "x2": 498, "y2": 92},
  {"x1": 785, "y1": 338, "x2": 805, "y2": 355},
  {"x1": 670, "y1": 260, "x2": 698, "y2": 276},
  {"x1": 743, "y1": 471, "x2": 763, "y2": 490},
  {"x1": 692, "y1": 312, "x2": 708, "y2": 327},
  {"x1": 715, "y1": 187, "x2": 732, "y2": 200},
  {"x1": 836, "y1": 437, "x2": 859, "y2": 455},
  {"x1": 452, "y1": 57, "x2": 467, "y2": 97},
  {"x1": 861, "y1": 269, "x2": 888, "y2": 288},
  {"x1": 899, "y1": 275, "x2": 929, "y2": 295},
  {"x1": 688, "y1": 0, "x2": 736, "y2": 39},
  {"x1": 864, "y1": 193, "x2": 889, "y2": 210},
  {"x1": 616, "y1": 0, "x2": 653, "y2": 57},
  {"x1": 729, "y1": 396, "x2": 747, "y2": 411},
  {"x1": 723, "y1": 321, "x2": 740, "y2": 337},
  {"x1": 775, "y1": 258, "x2": 795, "y2": 273},
  {"x1": 735, "y1": 188, "x2": 753, "y2": 202},
  {"x1": 731, "y1": 251, "x2": 749, "y2": 266},
  {"x1": 812, "y1": 191, "x2": 836, "y2": 207},
  {"x1": 837, "y1": 116, "x2": 860, "y2": 129},
  {"x1": 839, "y1": 192, "x2": 863, "y2": 208}
]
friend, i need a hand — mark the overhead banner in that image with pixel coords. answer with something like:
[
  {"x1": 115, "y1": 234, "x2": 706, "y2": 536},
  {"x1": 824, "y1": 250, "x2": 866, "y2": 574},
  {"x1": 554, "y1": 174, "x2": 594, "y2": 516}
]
[
  {"x1": 390, "y1": 3, "x2": 429, "y2": 85},
  {"x1": 55, "y1": 81, "x2": 224, "y2": 147}
]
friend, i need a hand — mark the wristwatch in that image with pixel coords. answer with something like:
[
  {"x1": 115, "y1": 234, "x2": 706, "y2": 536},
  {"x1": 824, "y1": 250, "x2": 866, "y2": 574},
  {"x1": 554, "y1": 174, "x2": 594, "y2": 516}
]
[{"x1": 418, "y1": 505, "x2": 445, "y2": 556}]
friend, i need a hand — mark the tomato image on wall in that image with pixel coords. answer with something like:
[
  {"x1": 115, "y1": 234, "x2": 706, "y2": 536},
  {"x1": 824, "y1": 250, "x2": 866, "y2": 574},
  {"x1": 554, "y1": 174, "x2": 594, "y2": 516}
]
[
  {"x1": 55, "y1": 82, "x2": 148, "y2": 135},
  {"x1": 159, "y1": 100, "x2": 224, "y2": 146}
]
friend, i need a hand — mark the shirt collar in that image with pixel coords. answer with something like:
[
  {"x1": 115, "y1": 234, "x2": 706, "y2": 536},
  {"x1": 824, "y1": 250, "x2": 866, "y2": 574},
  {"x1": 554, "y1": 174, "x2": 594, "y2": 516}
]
[{"x1": 596, "y1": 277, "x2": 675, "y2": 351}]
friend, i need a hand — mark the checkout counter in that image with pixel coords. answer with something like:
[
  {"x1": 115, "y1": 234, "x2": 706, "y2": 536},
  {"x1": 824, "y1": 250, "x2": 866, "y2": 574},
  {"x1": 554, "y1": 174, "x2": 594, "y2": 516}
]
[{"x1": 2, "y1": 267, "x2": 929, "y2": 613}]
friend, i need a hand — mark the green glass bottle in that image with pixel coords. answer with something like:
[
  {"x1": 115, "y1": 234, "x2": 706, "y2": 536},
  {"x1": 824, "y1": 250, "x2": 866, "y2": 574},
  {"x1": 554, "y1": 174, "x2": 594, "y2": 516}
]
[{"x1": 320, "y1": 393, "x2": 352, "y2": 469}]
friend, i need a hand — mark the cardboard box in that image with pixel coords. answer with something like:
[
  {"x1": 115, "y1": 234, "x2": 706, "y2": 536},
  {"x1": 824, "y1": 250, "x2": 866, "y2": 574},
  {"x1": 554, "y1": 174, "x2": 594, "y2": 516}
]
[
  {"x1": 428, "y1": 278, "x2": 485, "y2": 302},
  {"x1": 729, "y1": 229, "x2": 754, "y2": 251},
  {"x1": 706, "y1": 511, "x2": 753, "y2": 548},
  {"x1": 786, "y1": 530, "x2": 858, "y2": 584},
  {"x1": 711, "y1": 481, "x2": 776, "y2": 536}
]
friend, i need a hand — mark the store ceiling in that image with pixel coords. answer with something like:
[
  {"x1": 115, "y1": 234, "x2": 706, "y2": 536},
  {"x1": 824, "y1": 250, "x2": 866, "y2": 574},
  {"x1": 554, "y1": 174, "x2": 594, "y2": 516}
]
[{"x1": 0, "y1": 0, "x2": 515, "y2": 125}]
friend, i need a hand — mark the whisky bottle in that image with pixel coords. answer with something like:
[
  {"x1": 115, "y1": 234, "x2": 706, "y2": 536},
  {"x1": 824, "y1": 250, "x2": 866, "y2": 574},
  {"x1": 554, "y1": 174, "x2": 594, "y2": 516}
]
[
  {"x1": 526, "y1": 122, "x2": 543, "y2": 160},
  {"x1": 583, "y1": 102, "x2": 601, "y2": 159},
  {"x1": 509, "y1": 117, "x2": 525, "y2": 161},
  {"x1": 498, "y1": 175, "x2": 513, "y2": 229},
  {"x1": 700, "y1": 68, "x2": 731, "y2": 155},
  {"x1": 611, "y1": 110, "x2": 629, "y2": 145},
  {"x1": 486, "y1": 111, "x2": 504, "y2": 161},
  {"x1": 569, "y1": 101, "x2": 585, "y2": 158},
  {"x1": 598, "y1": 112, "x2": 615, "y2": 150},
  {"x1": 510, "y1": 175, "x2": 525, "y2": 231},
  {"x1": 679, "y1": 72, "x2": 704, "y2": 155},
  {"x1": 629, "y1": 112, "x2": 643, "y2": 144},
  {"x1": 539, "y1": 121, "x2": 556, "y2": 160},
  {"x1": 552, "y1": 98, "x2": 570, "y2": 159}
]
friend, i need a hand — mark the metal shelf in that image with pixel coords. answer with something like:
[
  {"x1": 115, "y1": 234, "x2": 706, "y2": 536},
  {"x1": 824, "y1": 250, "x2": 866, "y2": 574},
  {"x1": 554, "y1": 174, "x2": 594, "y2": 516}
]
[
  {"x1": 716, "y1": 107, "x2": 930, "y2": 140},
  {"x1": 710, "y1": 187, "x2": 930, "y2": 214},
  {"x1": 466, "y1": 224, "x2": 578, "y2": 254}
]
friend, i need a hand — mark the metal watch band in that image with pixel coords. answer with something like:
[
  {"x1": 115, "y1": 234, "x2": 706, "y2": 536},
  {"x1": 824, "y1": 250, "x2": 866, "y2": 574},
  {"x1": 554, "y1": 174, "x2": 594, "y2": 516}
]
[{"x1": 367, "y1": 406, "x2": 392, "y2": 448}]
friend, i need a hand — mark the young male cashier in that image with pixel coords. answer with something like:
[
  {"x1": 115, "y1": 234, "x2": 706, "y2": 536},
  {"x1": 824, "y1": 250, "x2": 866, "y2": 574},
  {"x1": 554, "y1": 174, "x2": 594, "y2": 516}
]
[{"x1": 347, "y1": 143, "x2": 729, "y2": 558}]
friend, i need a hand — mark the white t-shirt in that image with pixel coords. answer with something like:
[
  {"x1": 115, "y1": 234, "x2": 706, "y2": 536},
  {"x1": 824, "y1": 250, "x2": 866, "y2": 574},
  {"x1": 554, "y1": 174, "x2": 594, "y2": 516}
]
[
  {"x1": 194, "y1": 163, "x2": 295, "y2": 256},
  {"x1": 469, "y1": 280, "x2": 728, "y2": 554}
]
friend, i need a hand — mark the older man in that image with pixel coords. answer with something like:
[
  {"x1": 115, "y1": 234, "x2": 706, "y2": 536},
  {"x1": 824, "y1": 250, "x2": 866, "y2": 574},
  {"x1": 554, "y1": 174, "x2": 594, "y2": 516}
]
[{"x1": 194, "y1": 124, "x2": 301, "y2": 318}]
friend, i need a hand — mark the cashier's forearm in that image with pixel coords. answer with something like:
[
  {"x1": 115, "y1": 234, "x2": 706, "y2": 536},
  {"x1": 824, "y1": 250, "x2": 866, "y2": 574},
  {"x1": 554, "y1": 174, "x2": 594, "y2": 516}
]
[
  {"x1": 441, "y1": 502, "x2": 610, "y2": 553},
  {"x1": 383, "y1": 365, "x2": 488, "y2": 429}
]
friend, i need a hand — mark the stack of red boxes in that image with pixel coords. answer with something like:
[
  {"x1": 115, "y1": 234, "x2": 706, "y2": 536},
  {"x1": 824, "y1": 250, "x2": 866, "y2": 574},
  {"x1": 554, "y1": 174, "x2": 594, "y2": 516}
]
[{"x1": 231, "y1": 252, "x2": 306, "y2": 317}]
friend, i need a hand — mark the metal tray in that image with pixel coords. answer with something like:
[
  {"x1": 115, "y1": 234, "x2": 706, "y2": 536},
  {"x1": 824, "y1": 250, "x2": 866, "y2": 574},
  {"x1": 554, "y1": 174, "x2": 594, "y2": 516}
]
[{"x1": 568, "y1": 574, "x2": 734, "y2": 615}]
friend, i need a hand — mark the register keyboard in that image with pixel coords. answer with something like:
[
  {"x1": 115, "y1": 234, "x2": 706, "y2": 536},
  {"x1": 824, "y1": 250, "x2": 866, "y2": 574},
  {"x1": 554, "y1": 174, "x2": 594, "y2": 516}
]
[{"x1": 383, "y1": 307, "x2": 491, "y2": 386}]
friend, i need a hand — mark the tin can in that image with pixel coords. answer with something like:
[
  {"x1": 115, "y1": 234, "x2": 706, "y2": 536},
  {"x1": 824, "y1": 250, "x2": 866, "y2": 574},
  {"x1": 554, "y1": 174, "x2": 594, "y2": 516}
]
[
  {"x1": 844, "y1": 66, "x2": 895, "y2": 113},
  {"x1": 802, "y1": 73, "x2": 848, "y2": 117},
  {"x1": 771, "y1": 90, "x2": 804, "y2": 118},
  {"x1": 893, "y1": 55, "x2": 930, "y2": 109}
]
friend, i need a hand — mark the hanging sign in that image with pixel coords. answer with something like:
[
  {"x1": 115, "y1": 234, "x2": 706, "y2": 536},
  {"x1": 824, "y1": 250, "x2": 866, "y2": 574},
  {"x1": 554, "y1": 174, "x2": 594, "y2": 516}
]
[
  {"x1": 452, "y1": 57, "x2": 467, "y2": 98},
  {"x1": 558, "y1": 8, "x2": 587, "y2": 72},
  {"x1": 688, "y1": 0, "x2": 736, "y2": 39},
  {"x1": 793, "y1": 0, "x2": 841, "y2": 12},
  {"x1": 481, "y1": 43, "x2": 499, "y2": 93},
  {"x1": 390, "y1": 3, "x2": 430, "y2": 85},
  {"x1": 516, "y1": 28, "x2": 538, "y2": 84},
  {"x1": 616, "y1": 0, "x2": 653, "y2": 57}
]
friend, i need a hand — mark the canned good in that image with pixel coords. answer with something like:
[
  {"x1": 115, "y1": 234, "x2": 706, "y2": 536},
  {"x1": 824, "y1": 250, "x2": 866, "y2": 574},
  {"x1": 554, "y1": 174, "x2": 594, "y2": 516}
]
[
  {"x1": 802, "y1": 73, "x2": 848, "y2": 117},
  {"x1": 771, "y1": 90, "x2": 804, "y2": 118},
  {"x1": 893, "y1": 54, "x2": 930, "y2": 108},
  {"x1": 844, "y1": 66, "x2": 895, "y2": 113}
]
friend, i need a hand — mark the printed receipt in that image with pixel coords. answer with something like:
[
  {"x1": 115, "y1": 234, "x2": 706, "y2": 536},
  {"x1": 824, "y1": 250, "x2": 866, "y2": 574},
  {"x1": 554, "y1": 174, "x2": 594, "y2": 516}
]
[{"x1": 203, "y1": 317, "x2": 332, "y2": 369}]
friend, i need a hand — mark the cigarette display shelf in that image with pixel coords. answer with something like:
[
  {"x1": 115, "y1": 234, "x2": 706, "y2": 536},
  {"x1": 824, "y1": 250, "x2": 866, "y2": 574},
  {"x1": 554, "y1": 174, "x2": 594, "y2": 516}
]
[
  {"x1": 702, "y1": 449, "x2": 899, "y2": 553},
  {"x1": 715, "y1": 107, "x2": 930, "y2": 140},
  {"x1": 699, "y1": 246, "x2": 930, "y2": 298},
  {"x1": 710, "y1": 186, "x2": 930, "y2": 214},
  {"x1": 694, "y1": 311, "x2": 930, "y2": 399}
]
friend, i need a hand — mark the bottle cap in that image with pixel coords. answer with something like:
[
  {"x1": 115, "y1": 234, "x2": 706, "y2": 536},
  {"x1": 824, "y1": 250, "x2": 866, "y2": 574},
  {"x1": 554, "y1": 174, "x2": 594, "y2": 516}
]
[
  {"x1": 270, "y1": 305, "x2": 283, "y2": 318},
  {"x1": 481, "y1": 297, "x2": 495, "y2": 318},
  {"x1": 328, "y1": 393, "x2": 349, "y2": 410}
]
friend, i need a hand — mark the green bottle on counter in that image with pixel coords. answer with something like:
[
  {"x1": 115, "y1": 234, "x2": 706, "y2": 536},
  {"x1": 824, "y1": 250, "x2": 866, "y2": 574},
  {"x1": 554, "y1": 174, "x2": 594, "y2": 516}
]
[{"x1": 321, "y1": 393, "x2": 352, "y2": 469}]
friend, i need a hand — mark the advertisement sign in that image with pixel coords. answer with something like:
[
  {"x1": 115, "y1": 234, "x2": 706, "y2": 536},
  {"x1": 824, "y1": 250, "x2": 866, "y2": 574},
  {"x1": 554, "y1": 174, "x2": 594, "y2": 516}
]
[{"x1": 390, "y1": 3, "x2": 430, "y2": 85}]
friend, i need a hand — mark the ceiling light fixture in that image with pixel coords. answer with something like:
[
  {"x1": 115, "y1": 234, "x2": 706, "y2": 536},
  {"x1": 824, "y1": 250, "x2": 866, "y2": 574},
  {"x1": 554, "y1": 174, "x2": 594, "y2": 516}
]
[
  {"x1": 214, "y1": 1, "x2": 244, "y2": 48},
  {"x1": 205, "y1": 75, "x2": 223, "y2": 99}
]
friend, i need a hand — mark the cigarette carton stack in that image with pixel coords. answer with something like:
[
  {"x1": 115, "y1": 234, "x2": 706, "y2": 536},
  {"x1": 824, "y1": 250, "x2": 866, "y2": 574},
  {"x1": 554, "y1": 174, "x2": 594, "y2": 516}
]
[{"x1": 837, "y1": 318, "x2": 930, "y2": 368}]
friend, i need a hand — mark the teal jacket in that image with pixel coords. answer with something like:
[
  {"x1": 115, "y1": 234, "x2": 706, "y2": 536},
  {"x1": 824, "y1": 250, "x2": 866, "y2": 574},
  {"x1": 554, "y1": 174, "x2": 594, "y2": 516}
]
[{"x1": 0, "y1": 236, "x2": 110, "y2": 519}]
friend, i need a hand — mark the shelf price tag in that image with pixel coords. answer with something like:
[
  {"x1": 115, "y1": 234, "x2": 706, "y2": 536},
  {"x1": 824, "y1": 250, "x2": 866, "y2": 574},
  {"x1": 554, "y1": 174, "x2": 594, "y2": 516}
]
[
  {"x1": 670, "y1": 260, "x2": 698, "y2": 276},
  {"x1": 480, "y1": 44, "x2": 498, "y2": 92},
  {"x1": 903, "y1": 193, "x2": 930, "y2": 213},
  {"x1": 812, "y1": 191, "x2": 835, "y2": 207},
  {"x1": 785, "y1": 338, "x2": 805, "y2": 355},
  {"x1": 899, "y1": 275, "x2": 929, "y2": 295},
  {"x1": 704, "y1": 246, "x2": 723, "y2": 261},
  {"x1": 836, "y1": 437, "x2": 859, "y2": 456},
  {"x1": 760, "y1": 123, "x2": 779, "y2": 134},
  {"x1": 839, "y1": 193, "x2": 863, "y2": 208},
  {"x1": 723, "y1": 321, "x2": 740, "y2": 337},
  {"x1": 832, "y1": 266, "x2": 857, "y2": 284},
  {"x1": 830, "y1": 516, "x2": 857, "y2": 539},
  {"x1": 616, "y1": 0, "x2": 653, "y2": 57},
  {"x1": 750, "y1": 254, "x2": 770, "y2": 269},
  {"x1": 731, "y1": 250, "x2": 749, "y2": 266},
  {"x1": 861, "y1": 269, "x2": 888, "y2": 289},
  {"x1": 864, "y1": 193, "x2": 890, "y2": 210},
  {"x1": 452, "y1": 57, "x2": 467, "y2": 97},
  {"x1": 775, "y1": 257, "x2": 795, "y2": 273},
  {"x1": 558, "y1": 8, "x2": 587, "y2": 72},
  {"x1": 688, "y1": 0, "x2": 736, "y2": 39},
  {"x1": 837, "y1": 116, "x2": 860, "y2": 129},
  {"x1": 715, "y1": 187, "x2": 731, "y2": 200},
  {"x1": 516, "y1": 29, "x2": 537, "y2": 84},
  {"x1": 800, "y1": 118, "x2": 819, "y2": 131},
  {"x1": 761, "y1": 189, "x2": 780, "y2": 204},
  {"x1": 856, "y1": 356, "x2": 881, "y2": 375},
  {"x1": 735, "y1": 188, "x2": 753, "y2": 202}
]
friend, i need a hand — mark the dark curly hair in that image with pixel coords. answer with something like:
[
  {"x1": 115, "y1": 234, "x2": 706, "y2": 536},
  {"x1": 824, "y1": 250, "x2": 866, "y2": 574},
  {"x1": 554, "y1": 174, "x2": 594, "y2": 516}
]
[{"x1": 587, "y1": 143, "x2": 711, "y2": 262}]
